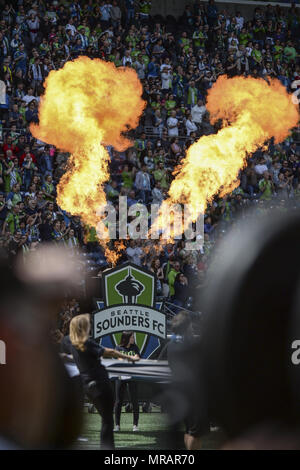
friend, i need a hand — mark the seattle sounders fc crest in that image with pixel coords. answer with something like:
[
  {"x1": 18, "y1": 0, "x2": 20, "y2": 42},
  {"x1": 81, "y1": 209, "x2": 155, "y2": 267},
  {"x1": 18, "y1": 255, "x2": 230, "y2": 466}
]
[{"x1": 93, "y1": 263, "x2": 166, "y2": 358}]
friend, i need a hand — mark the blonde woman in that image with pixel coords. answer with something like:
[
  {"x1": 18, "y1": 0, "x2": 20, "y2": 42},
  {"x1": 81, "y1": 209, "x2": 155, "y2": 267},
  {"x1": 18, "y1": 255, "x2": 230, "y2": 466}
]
[{"x1": 69, "y1": 314, "x2": 139, "y2": 450}]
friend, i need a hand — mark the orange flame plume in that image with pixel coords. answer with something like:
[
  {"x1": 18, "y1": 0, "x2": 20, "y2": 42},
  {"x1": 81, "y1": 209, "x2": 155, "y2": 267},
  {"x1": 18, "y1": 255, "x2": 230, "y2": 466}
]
[
  {"x1": 30, "y1": 56, "x2": 145, "y2": 264},
  {"x1": 153, "y1": 75, "x2": 299, "y2": 237}
]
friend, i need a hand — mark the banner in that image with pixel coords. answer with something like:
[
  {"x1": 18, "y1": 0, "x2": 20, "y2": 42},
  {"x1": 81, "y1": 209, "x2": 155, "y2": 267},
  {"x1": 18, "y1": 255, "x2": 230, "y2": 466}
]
[{"x1": 94, "y1": 304, "x2": 166, "y2": 339}]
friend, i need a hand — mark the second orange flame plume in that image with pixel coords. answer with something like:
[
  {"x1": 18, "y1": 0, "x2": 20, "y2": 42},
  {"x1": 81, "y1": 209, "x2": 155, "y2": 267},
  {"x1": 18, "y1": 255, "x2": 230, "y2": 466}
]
[{"x1": 153, "y1": 75, "x2": 299, "y2": 237}]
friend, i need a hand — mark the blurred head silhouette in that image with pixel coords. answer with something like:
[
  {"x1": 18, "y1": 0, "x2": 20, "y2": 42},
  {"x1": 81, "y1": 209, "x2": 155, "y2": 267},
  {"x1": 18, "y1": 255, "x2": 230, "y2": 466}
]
[
  {"x1": 0, "y1": 245, "x2": 84, "y2": 449},
  {"x1": 201, "y1": 209, "x2": 300, "y2": 449}
]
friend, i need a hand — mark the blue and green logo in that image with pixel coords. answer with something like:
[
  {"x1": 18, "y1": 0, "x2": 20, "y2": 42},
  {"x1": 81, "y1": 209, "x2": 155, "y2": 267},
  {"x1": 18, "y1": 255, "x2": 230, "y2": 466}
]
[{"x1": 93, "y1": 262, "x2": 165, "y2": 358}]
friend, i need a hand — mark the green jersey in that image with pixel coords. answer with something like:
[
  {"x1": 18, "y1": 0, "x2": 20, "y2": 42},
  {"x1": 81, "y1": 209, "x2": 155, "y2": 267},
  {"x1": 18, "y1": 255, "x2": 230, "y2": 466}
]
[
  {"x1": 5, "y1": 211, "x2": 20, "y2": 234},
  {"x1": 259, "y1": 178, "x2": 273, "y2": 200},
  {"x1": 284, "y1": 46, "x2": 297, "y2": 62},
  {"x1": 168, "y1": 268, "x2": 178, "y2": 296},
  {"x1": 121, "y1": 171, "x2": 133, "y2": 189}
]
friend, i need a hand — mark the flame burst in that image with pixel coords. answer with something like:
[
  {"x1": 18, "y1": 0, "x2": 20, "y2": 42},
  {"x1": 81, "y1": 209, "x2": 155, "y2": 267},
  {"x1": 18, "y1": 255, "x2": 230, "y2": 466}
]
[
  {"x1": 154, "y1": 75, "x2": 299, "y2": 236},
  {"x1": 30, "y1": 56, "x2": 145, "y2": 263}
]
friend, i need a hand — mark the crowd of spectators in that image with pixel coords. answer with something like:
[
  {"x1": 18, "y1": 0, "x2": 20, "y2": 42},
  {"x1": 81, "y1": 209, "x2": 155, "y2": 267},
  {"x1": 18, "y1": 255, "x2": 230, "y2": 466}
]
[{"x1": 0, "y1": 0, "x2": 299, "y2": 314}]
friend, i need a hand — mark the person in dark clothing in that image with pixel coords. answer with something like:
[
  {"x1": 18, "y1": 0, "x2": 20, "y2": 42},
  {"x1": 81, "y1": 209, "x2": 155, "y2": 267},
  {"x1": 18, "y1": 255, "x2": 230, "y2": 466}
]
[
  {"x1": 70, "y1": 216, "x2": 84, "y2": 244},
  {"x1": 167, "y1": 311, "x2": 209, "y2": 450},
  {"x1": 183, "y1": 257, "x2": 199, "y2": 294},
  {"x1": 114, "y1": 331, "x2": 141, "y2": 432},
  {"x1": 60, "y1": 333, "x2": 73, "y2": 355},
  {"x1": 8, "y1": 229, "x2": 23, "y2": 264},
  {"x1": 69, "y1": 315, "x2": 139, "y2": 450},
  {"x1": 53, "y1": 331, "x2": 85, "y2": 435},
  {"x1": 39, "y1": 211, "x2": 53, "y2": 241},
  {"x1": 226, "y1": 54, "x2": 238, "y2": 77},
  {"x1": 173, "y1": 272, "x2": 189, "y2": 311}
]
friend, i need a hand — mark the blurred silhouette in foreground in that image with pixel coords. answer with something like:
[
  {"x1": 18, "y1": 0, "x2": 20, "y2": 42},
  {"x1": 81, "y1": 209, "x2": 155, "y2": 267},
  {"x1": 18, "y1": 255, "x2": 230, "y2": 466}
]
[
  {"x1": 0, "y1": 245, "x2": 83, "y2": 449},
  {"x1": 165, "y1": 209, "x2": 300, "y2": 449},
  {"x1": 201, "y1": 209, "x2": 300, "y2": 449},
  {"x1": 167, "y1": 310, "x2": 209, "y2": 450},
  {"x1": 165, "y1": 311, "x2": 210, "y2": 450}
]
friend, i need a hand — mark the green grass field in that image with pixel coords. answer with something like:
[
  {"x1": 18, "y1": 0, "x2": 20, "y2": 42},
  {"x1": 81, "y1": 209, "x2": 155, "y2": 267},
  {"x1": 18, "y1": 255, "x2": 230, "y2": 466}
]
[{"x1": 74, "y1": 407, "x2": 225, "y2": 450}]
